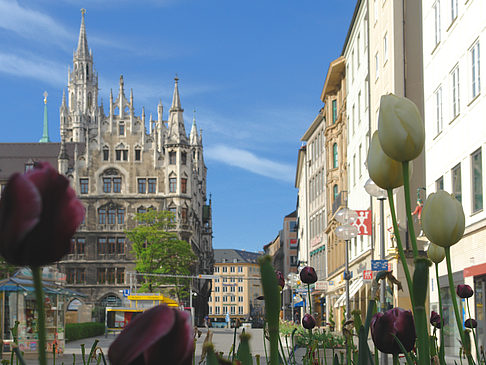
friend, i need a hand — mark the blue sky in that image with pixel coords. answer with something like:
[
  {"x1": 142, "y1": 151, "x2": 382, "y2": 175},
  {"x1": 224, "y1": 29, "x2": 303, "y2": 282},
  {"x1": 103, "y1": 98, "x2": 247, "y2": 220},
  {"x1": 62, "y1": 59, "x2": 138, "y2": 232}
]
[{"x1": 0, "y1": 0, "x2": 355, "y2": 253}]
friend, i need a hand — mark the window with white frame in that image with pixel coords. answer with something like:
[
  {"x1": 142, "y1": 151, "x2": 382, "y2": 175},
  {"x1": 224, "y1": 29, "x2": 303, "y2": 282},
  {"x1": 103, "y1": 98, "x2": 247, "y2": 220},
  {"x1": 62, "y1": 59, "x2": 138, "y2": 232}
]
[
  {"x1": 434, "y1": 86, "x2": 443, "y2": 134},
  {"x1": 450, "y1": 0, "x2": 458, "y2": 23},
  {"x1": 451, "y1": 65, "x2": 460, "y2": 118},
  {"x1": 434, "y1": 1, "x2": 441, "y2": 47},
  {"x1": 358, "y1": 91, "x2": 361, "y2": 125},
  {"x1": 472, "y1": 148, "x2": 483, "y2": 212},
  {"x1": 471, "y1": 41, "x2": 481, "y2": 99}
]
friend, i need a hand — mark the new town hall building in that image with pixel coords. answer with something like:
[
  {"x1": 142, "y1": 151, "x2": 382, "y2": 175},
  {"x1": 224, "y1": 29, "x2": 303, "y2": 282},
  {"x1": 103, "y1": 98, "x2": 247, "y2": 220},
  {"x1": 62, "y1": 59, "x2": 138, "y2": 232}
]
[{"x1": 0, "y1": 12, "x2": 214, "y2": 323}]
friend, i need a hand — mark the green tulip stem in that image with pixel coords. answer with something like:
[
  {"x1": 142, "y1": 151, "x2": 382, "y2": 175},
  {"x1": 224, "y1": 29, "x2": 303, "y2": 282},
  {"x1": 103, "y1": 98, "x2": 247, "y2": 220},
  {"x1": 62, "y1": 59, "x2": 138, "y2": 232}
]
[
  {"x1": 32, "y1": 266, "x2": 47, "y2": 365},
  {"x1": 466, "y1": 298, "x2": 481, "y2": 363},
  {"x1": 387, "y1": 189, "x2": 414, "y2": 306},
  {"x1": 393, "y1": 353, "x2": 399, "y2": 365},
  {"x1": 401, "y1": 161, "x2": 419, "y2": 258},
  {"x1": 445, "y1": 247, "x2": 474, "y2": 365},
  {"x1": 307, "y1": 284, "x2": 313, "y2": 339},
  {"x1": 435, "y1": 264, "x2": 446, "y2": 364}
]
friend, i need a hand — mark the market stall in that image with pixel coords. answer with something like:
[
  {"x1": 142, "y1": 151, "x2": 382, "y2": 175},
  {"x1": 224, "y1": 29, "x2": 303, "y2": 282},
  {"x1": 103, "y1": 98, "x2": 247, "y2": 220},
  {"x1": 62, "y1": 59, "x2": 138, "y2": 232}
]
[{"x1": 0, "y1": 269, "x2": 83, "y2": 356}]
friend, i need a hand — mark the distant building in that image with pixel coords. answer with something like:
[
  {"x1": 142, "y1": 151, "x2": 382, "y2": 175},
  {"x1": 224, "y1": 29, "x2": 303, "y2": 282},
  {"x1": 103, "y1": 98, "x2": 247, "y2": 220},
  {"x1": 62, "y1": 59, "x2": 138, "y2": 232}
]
[{"x1": 208, "y1": 249, "x2": 263, "y2": 327}]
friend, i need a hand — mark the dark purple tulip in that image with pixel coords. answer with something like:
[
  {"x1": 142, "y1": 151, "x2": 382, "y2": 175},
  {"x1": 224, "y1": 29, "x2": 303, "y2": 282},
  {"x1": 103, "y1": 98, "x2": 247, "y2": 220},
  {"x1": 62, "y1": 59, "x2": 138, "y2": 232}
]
[
  {"x1": 430, "y1": 311, "x2": 442, "y2": 329},
  {"x1": 0, "y1": 162, "x2": 85, "y2": 266},
  {"x1": 108, "y1": 305, "x2": 193, "y2": 365},
  {"x1": 465, "y1": 319, "x2": 477, "y2": 329},
  {"x1": 456, "y1": 284, "x2": 474, "y2": 299},
  {"x1": 371, "y1": 308, "x2": 416, "y2": 354},
  {"x1": 276, "y1": 271, "x2": 285, "y2": 289},
  {"x1": 302, "y1": 314, "x2": 316, "y2": 330},
  {"x1": 300, "y1": 266, "x2": 318, "y2": 284}
]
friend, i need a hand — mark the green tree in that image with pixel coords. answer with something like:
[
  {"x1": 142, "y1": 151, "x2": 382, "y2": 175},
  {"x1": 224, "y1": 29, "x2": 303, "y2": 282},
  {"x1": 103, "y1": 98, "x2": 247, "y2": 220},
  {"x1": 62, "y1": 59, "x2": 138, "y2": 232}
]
[{"x1": 126, "y1": 210, "x2": 197, "y2": 303}]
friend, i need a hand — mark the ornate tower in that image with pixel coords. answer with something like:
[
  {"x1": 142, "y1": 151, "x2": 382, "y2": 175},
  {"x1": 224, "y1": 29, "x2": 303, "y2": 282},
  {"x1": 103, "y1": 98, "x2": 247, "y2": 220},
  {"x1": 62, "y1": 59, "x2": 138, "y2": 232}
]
[{"x1": 62, "y1": 9, "x2": 99, "y2": 143}]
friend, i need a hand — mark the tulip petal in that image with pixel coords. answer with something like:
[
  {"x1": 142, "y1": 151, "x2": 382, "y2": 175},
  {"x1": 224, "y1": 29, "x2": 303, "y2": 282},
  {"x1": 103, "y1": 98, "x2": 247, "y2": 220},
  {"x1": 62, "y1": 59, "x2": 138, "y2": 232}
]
[
  {"x1": 0, "y1": 173, "x2": 42, "y2": 264},
  {"x1": 108, "y1": 305, "x2": 176, "y2": 365}
]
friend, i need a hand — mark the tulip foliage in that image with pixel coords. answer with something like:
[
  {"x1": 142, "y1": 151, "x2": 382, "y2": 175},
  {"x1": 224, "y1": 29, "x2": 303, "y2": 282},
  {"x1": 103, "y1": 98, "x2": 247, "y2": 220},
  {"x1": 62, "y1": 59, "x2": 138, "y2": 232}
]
[{"x1": 366, "y1": 94, "x2": 480, "y2": 365}]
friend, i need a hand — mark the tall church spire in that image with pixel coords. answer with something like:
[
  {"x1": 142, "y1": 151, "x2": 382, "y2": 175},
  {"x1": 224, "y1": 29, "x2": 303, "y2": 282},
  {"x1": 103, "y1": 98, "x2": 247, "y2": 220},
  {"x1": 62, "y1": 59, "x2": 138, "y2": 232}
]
[
  {"x1": 40, "y1": 91, "x2": 51, "y2": 143},
  {"x1": 77, "y1": 9, "x2": 89, "y2": 58},
  {"x1": 170, "y1": 76, "x2": 182, "y2": 112}
]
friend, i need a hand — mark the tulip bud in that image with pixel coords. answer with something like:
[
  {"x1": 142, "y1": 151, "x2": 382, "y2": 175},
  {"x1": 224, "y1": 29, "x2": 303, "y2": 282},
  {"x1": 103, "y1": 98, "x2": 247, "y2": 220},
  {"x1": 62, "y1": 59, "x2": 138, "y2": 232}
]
[
  {"x1": 422, "y1": 191, "x2": 465, "y2": 248},
  {"x1": 427, "y1": 243, "x2": 445, "y2": 264},
  {"x1": 465, "y1": 319, "x2": 477, "y2": 329},
  {"x1": 367, "y1": 131, "x2": 404, "y2": 189},
  {"x1": 456, "y1": 284, "x2": 474, "y2": 299},
  {"x1": 377, "y1": 94, "x2": 425, "y2": 162},
  {"x1": 302, "y1": 314, "x2": 316, "y2": 330},
  {"x1": 299, "y1": 266, "x2": 318, "y2": 284},
  {"x1": 430, "y1": 311, "x2": 442, "y2": 329},
  {"x1": 276, "y1": 271, "x2": 285, "y2": 289},
  {"x1": 371, "y1": 308, "x2": 416, "y2": 354}
]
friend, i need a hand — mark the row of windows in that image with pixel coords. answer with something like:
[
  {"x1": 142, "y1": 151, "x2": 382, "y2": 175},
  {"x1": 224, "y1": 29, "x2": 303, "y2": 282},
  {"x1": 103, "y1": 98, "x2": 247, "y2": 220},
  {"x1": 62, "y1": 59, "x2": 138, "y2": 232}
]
[
  {"x1": 98, "y1": 207, "x2": 125, "y2": 224},
  {"x1": 209, "y1": 296, "x2": 244, "y2": 303},
  {"x1": 432, "y1": 0, "x2": 465, "y2": 49},
  {"x1": 102, "y1": 147, "x2": 139, "y2": 162},
  {"x1": 214, "y1": 266, "x2": 245, "y2": 273},
  {"x1": 214, "y1": 286, "x2": 244, "y2": 293},
  {"x1": 309, "y1": 169, "x2": 325, "y2": 202},
  {"x1": 97, "y1": 268, "x2": 125, "y2": 284},
  {"x1": 310, "y1": 211, "x2": 325, "y2": 240},
  {"x1": 169, "y1": 177, "x2": 188, "y2": 193},
  {"x1": 169, "y1": 151, "x2": 187, "y2": 165},
  {"x1": 70, "y1": 238, "x2": 86, "y2": 255},
  {"x1": 81, "y1": 177, "x2": 158, "y2": 194},
  {"x1": 435, "y1": 148, "x2": 483, "y2": 213},
  {"x1": 66, "y1": 267, "x2": 125, "y2": 285},
  {"x1": 434, "y1": 41, "x2": 481, "y2": 135},
  {"x1": 209, "y1": 306, "x2": 244, "y2": 315},
  {"x1": 214, "y1": 277, "x2": 244, "y2": 283},
  {"x1": 97, "y1": 237, "x2": 125, "y2": 255}
]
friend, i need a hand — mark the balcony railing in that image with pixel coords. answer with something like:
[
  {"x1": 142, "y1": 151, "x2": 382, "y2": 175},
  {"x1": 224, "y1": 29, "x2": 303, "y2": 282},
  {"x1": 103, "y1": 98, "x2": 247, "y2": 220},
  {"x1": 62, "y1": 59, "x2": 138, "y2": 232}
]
[{"x1": 332, "y1": 190, "x2": 348, "y2": 216}]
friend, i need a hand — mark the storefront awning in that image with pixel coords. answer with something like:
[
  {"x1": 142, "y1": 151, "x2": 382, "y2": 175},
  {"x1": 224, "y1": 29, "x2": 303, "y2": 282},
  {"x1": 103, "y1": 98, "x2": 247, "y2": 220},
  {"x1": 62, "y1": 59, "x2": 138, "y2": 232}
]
[{"x1": 333, "y1": 277, "x2": 365, "y2": 308}]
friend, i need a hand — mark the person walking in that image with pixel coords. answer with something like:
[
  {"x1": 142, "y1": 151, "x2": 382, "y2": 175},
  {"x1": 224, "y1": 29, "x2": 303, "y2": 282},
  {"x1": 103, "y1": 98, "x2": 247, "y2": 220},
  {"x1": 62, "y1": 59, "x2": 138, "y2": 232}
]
[{"x1": 225, "y1": 313, "x2": 230, "y2": 328}]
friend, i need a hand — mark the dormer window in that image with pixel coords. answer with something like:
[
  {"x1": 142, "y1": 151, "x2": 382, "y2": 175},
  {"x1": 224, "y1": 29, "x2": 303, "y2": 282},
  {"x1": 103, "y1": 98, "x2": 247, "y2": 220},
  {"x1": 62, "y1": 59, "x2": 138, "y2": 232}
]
[{"x1": 119, "y1": 122, "x2": 125, "y2": 136}]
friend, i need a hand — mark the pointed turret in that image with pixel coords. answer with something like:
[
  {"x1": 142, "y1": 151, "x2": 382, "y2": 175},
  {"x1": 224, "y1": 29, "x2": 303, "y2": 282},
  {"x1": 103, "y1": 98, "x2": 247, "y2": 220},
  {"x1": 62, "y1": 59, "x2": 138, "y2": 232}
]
[
  {"x1": 158, "y1": 100, "x2": 163, "y2": 124},
  {"x1": 190, "y1": 109, "x2": 199, "y2": 145},
  {"x1": 167, "y1": 77, "x2": 187, "y2": 143},
  {"x1": 76, "y1": 9, "x2": 89, "y2": 58},
  {"x1": 60, "y1": 89, "x2": 67, "y2": 112},
  {"x1": 40, "y1": 91, "x2": 51, "y2": 143},
  {"x1": 170, "y1": 76, "x2": 183, "y2": 112}
]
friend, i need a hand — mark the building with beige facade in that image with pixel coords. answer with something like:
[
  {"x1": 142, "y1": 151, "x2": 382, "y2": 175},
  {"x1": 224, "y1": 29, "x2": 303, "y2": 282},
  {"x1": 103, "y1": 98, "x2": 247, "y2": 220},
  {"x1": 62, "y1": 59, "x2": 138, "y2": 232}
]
[
  {"x1": 208, "y1": 250, "x2": 263, "y2": 327},
  {"x1": 321, "y1": 56, "x2": 349, "y2": 328}
]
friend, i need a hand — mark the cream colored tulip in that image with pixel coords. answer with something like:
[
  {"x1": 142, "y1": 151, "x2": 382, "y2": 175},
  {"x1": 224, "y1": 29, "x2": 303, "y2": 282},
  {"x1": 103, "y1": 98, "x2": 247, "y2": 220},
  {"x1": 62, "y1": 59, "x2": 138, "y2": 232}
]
[
  {"x1": 427, "y1": 243, "x2": 445, "y2": 264},
  {"x1": 367, "y1": 131, "x2": 404, "y2": 189},
  {"x1": 422, "y1": 191, "x2": 465, "y2": 248},
  {"x1": 378, "y1": 94, "x2": 425, "y2": 162}
]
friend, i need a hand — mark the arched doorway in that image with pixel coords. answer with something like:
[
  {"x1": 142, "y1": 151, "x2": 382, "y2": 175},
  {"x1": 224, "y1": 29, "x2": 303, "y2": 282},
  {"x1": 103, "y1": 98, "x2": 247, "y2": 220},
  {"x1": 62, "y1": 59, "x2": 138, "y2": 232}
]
[{"x1": 94, "y1": 294, "x2": 122, "y2": 323}]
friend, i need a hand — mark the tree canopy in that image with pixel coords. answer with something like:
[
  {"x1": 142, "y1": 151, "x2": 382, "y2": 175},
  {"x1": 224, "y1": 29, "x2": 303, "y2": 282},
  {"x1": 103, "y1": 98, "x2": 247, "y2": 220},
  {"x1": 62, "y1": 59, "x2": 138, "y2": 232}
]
[{"x1": 126, "y1": 210, "x2": 197, "y2": 302}]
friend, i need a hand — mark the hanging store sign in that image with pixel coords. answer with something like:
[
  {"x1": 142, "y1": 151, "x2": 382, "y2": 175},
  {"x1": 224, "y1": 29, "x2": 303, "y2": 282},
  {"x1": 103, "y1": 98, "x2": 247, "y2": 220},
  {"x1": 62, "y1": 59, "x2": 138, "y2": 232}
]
[
  {"x1": 363, "y1": 270, "x2": 373, "y2": 282},
  {"x1": 314, "y1": 281, "x2": 328, "y2": 291},
  {"x1": 352, "y1": 210, "x2": 372, "y2": 235}
]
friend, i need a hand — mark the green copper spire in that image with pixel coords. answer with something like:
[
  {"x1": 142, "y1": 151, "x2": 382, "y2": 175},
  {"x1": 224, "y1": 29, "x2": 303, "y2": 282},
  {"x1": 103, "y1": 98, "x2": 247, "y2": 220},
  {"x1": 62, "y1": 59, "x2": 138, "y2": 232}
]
[{"x1": 39, "y1": 91, "x2": 51, "y2": 143}]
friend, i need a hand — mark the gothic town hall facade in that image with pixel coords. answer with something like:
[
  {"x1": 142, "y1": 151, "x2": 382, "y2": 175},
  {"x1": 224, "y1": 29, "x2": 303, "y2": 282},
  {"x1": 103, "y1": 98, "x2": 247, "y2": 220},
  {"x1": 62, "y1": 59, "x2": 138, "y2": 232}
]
[{"x1": 0, "y1": 13, "x2": 214, "y2": 323}]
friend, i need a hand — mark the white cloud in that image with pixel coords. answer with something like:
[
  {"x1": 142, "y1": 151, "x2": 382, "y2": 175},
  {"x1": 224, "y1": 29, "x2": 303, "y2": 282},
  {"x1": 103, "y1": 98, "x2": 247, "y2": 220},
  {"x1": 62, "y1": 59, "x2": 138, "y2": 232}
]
[
  {"x1": 205, "y1": 144, "x2": 294, "y2": 183},
  {"x1": 0, "y1": 0, "x2": 72, "y2": 49},
  {"x1": 0, "y1": 52, "x2": 65, "y2": 86}
]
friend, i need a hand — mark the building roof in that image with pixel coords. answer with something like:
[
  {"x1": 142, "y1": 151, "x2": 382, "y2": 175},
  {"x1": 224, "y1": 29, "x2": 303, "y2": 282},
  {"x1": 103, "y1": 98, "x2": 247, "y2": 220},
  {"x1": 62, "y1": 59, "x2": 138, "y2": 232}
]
[
  {"x1": 213, "y1": 249, "x2": 262, "y2": 264},
  {"x1": 285, "y1": 210, "x2": 297, "y2": 218},
  {"x1": 0, "y1": 142, "x2": 79, "y2": 180}
]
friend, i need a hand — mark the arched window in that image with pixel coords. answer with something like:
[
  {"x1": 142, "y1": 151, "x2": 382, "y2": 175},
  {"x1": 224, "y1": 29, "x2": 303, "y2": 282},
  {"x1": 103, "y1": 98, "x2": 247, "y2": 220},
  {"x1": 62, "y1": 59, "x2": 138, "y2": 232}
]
[
  {"x1": 86, "y1": 64, "x2": 89, "y2": 80},
  {"x1": 87, "y1": 92, "x2": 92, "y2": 109},
  {"x1": 333, "y1": 143, "x2": 338, "y2": 168},
  {"x1": 333, "y1": 184, "x2": 338, "y2": 201}
]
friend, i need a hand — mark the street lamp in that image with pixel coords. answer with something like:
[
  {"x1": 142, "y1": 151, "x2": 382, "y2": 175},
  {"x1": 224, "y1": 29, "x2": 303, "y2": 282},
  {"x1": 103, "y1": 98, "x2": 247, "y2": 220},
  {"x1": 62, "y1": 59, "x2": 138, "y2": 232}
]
[
  {"x1": 365, "y1": 178, "x2": 388, "y2": 365},
  {"x1": 287, "y1": 273, "x2": 299, "y2": 323},
  {"x1": 335, "y1": 208, "x2": 358, "y2": 321}
]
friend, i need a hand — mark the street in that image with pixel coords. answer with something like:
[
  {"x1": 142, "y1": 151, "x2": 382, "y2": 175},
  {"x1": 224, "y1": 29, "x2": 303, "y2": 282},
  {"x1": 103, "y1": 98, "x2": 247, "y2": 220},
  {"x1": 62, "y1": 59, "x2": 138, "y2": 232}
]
[{"x1": 15, "y1": 328, "x2": 279, "y2": 364}]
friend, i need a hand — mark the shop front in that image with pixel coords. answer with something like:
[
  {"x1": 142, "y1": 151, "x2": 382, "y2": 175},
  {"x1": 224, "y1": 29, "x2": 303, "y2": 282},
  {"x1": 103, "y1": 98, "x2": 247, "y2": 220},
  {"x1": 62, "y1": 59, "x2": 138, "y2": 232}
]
[{"x1": 0, "y1": 269, "x2": 81, "y2": 357}]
